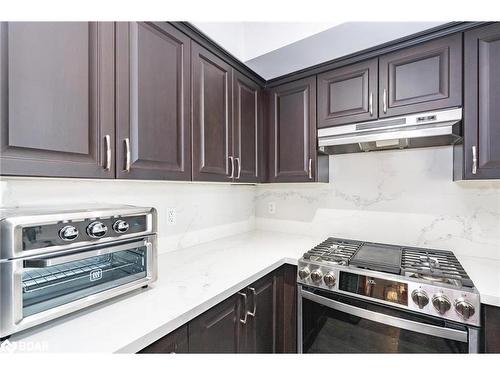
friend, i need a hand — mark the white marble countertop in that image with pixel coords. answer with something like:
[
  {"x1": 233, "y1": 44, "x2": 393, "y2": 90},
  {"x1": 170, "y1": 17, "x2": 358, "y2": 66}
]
[
  {"x1": 5, "y1": 230, "x2": 500, "y2": 354},
  {"x1": 6, "y1": 231, "x2": 320, "y2": 353}
]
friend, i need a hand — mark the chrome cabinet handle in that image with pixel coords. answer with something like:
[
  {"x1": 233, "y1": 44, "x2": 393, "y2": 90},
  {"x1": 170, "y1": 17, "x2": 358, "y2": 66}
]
[
  {"x1": 308, "y1": 158, "x2": 313, "y2": 180},
  {"x1": 124, "y1": 138, "x2": 131, "y2": 172},
  {"x1": 104, "y1": 135, "x2": 111, "y2": 170},
  {"x1": 248, "y1": 287, "x2": 256, "y2": 317},
  {"x1": 472, "y1": 145, "x2": 478, "y2": 175},
  {"x1": 228, "y1": 156, "x2": 234, "y2": 178},
  {"x1": 238, "y1": 292, "x2": 248, "y2": 324},
  {"x1": 383, "y1": 89, "x2": 387, "y2": 114},
  {"x1": 369, "y1": 92, "x2": 373, "y2": 116},
  {"x1": 236, "y1": 157, "x2": 241, "y2": 179}
]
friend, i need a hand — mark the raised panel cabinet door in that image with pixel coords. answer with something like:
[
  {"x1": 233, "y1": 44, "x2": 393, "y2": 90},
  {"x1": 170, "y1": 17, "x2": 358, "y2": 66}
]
[
  {"x1": 233, "y1": 70, "x2": 261, "y2": 183},
  {"x1": 138, "y1": 324, "x2": 189, "y2": 353},
  {"x1": 243, "y1": 273, "x2": 276, "y2": 353},
  {"x1": 379, "y1": 33, "x2": 462, "y2": 118},
  {"x1": 188, "y1": 294, "x2": 243, "y2": 353},
  {"x1": 318, "y1": 58, "x2": 378, "y2": 127},
  {"x1": 192, "y1": 42, "x2": 233, "y2": 182},
  {"x1": 0, "y1": 22, "x2": 114, "y2": 178},
  {"x1": 116, "y1": 22, "x2": 191, "y2": 180},
  {"x1": 268, "y1": 77, "x2": 317, "y2": 182},
  {"x1": 463, "y1": 23, "x2": 500, "y2": 179}
]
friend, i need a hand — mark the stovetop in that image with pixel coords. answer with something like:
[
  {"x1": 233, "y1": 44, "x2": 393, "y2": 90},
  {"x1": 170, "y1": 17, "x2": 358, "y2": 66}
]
[{"x1": 301, "y1": 237, "x2": 474, "y2": 289}]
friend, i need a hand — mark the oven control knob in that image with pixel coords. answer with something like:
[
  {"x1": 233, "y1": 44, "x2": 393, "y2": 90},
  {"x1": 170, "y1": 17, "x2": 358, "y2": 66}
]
[
  {"x1": 411, "y1": 290, "x2": 429, "y2": 309},
  {"x1": 298, "y1": 267, "x2": 310, "y2": 280},
  {"x1": 455, "y1": 299, "x2": 475, "y2": 320},
  {"x1": 323, "y1": 272, "x2": 336, "y2": 287},
  {"x1": 59, "y1": 225, "x2": 79, "y2": 241},
  {"x1": 113, "y1": 220, "x2": 130, "y2": 234},
  {"x1": 310, "y1": 270, "x2": 323, "y2": 284},
  {"x1": 87, "y1": 221, "x2": 107, "y2": 238},
  {"x1": 432, "y1": 294, "x2": 451, "y2": 315}
]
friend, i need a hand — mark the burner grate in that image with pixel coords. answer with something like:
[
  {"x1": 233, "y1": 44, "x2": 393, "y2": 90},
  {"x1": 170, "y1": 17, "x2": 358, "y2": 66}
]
[
  {"x1": 401, "y1": 247, "x2": 473, "y2": 287},
  {"x1": 303, "y1": 237, "x2": 361, "y2": 265}
]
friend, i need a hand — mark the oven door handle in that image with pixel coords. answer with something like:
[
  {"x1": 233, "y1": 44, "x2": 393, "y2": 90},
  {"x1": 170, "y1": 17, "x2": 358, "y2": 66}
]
[
  {"x1": 300, "y1": 289, "x2": 468, "y2": 343},
  {"x1": 23, "y1": 239, "x2": 149, "y2": 268}
]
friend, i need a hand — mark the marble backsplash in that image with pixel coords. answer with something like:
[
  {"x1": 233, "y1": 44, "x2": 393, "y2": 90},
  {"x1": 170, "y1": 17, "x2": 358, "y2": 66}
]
[
  {"x1": 0, "y1": 177, "x2": 256, "y2": 254},
  {"x1": 255, "y1": 146, "x2": 500, "y2": 260}
]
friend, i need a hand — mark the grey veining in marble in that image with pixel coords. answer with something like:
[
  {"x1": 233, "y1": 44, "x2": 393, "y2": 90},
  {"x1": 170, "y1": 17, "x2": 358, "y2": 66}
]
[{"x1": 255, "y1": 146, "x2": 500, "y2": 260}]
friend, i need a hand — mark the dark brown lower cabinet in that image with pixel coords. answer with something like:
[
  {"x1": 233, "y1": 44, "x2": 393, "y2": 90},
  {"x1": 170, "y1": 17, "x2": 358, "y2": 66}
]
[
  {"x1": 138, "y1": 325, "x2": 189, "y2": 353},
  {"x1": 137, "y1": 265, "x2": 297, "y2": 354},
  {"x1": 483, "y1": 304, "x2": 500, "y2": 353}
]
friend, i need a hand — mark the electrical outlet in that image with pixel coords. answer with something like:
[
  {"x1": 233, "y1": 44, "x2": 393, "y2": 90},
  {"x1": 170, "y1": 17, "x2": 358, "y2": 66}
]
[
  {"x1": 167, "y1": 208, "x2": 176, "y2": 225},
  {"x1": 268, "y1": 202, "x2": 276, "y2": 215}
]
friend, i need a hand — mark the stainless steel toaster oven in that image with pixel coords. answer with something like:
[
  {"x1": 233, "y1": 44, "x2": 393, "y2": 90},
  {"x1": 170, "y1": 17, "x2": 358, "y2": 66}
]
[{"x1": 0, "y1": 205, "x2": 157, "y2": 340}]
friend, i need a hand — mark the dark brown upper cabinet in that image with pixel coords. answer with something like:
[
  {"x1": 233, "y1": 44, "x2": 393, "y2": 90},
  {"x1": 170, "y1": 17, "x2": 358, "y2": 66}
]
[
  {"x1": 317, "y1": 58, "x2": 378, "y2": 127},
  {"x1": 268, "y1": 77, "x2": 322, "y2": 183},
  {"x1": 191, "y1": 42, "x2": 233, "y2": 182},
  {"x1": 459, "y1": 23, "x2": 500, "y2": 180},
  {"x1": 379, "y1": 33, "x2": 462, "y2": 118},
  {"x1": 115, "y1": 22, "x2": 191, "y2": 181},
  {"x1": 232, "y1": 70, "x2": 261, "y2": 183},
  {"x1": 0, "y1": 22, "x2": 115, "y2": 178}
]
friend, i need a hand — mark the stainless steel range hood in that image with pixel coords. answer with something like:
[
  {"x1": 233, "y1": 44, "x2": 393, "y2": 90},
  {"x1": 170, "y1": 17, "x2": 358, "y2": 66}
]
[{"x1": 318, "y1": 108, "x2": 462, "y2": 155}]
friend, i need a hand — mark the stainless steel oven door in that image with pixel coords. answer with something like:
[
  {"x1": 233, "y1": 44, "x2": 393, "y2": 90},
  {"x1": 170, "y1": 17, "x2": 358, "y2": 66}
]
[
  {"x1": 298, "y1": 285, "x2": 479, "y2": 354},
  {"x1": 0, "y1": 236, "x2": 156, "y2": 338}
]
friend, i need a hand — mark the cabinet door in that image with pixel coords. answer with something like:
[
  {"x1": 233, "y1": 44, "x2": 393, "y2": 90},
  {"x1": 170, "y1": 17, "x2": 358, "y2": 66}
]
[
  {"x1": 189, "y1": 294, "x2": 243, "y2": 353},
  {"x1": 233, "y1": 70, "x2": 261, "y2": 183},
  {"x1": 0, "y1": 22, "x2": 114, "y2": 178},
  {"x1": 243, "y1": 274, "x2": 276, "y2": 353},
  {"x1": 463, "y1": 23, "x2": 500, "y2": 179},
  {"x1": 317, "y1": 58, "x2": 378, "y2": 127},
  {"x1": 138, "y1": 324, "x2": 189, "y2": 353},
  {"x1": 192, "y1": 42, "x2": 233, "y2": 182},
  {"x1": 115, "y1": 22, "x2": 191, "y2": 180},
  {"x1": 268, "y1": 77, "x2": 317, "y2": 182},
  {"x1": 483, "y1": 304, "x2": 500, "y2": 353},
  {"x1": 379, "y1": 33, "x2": 462, "y2": 118}
]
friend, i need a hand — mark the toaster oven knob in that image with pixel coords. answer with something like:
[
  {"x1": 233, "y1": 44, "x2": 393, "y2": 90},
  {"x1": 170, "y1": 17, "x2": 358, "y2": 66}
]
[
  {"x1": 432, "y1": 294, "x2": 451, "y2": 315},
  {"x1": 298, "y1": 267, "x2": 310, "y2": 280},
  {"x1": 411, "y1": 290, "x2": 429, "y2": 309},
  {"x1": 323, "y1": 272, "x2": 336, "y2": 287},
  {"x1": 59, "y1": 225, "x2": 79, "y2": 241},
  {"x1": 113, "y1": 220, "x2": 130, "y2": 234},
  {"x1": 310, "y1": 270, "x2": 323, "y2": 284},
  {"x1": 455, "y1": 299, "x2": 475, "y2": 320},
  {"x1": 87, "y1": 221, "x2": 108, "y2": 238}
]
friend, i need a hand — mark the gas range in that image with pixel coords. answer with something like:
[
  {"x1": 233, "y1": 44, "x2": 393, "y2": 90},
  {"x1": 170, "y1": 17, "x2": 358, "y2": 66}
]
[{"x1": 297, "y1": 237, "x2": 480, "y2": 327}]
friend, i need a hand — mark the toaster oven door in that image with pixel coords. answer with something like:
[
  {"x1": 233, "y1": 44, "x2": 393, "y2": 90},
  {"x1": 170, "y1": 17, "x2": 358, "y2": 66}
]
[{"x1": 1, "y1": 237, "x2": 156, "y2": 338}]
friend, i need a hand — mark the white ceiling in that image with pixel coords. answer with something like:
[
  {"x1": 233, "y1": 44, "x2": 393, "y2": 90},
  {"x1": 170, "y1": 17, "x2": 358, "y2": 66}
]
[{"x1": 192, "y1": 22, "x2": 341, "y2": 61}]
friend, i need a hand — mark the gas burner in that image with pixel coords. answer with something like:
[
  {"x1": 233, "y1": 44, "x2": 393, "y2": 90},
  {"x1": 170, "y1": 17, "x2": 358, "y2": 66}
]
[{"x1": 408, "y1": 272, "x2": 458, "y2": 286}]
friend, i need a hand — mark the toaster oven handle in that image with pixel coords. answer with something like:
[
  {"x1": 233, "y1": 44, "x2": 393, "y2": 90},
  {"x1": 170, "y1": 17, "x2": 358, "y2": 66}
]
[
  {"x1": 23, "y1": 239, "x2": 148, "y2": 268},
  {"x1": 300, "y1": 289, "x2": 468, "y2": 343}
]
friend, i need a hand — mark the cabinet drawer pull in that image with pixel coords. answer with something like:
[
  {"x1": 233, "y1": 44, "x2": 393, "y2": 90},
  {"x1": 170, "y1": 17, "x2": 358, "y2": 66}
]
[
  {"x1": 308, "y1": 158, "x2": 313, "y2": 180},
  {"x1": 472, "y1": 145, "x2": 478, "y2": 175},
  {"x1": 228, "y1": 156, "x2": 234, "y2": 178},
  {"x1": 238, "y1": 292, "x2": 248, "y2": 324},
  {"x1": 236, "y1": 157, "x2": 241, "y2": 179},
  {"x1": 369, "y1": 92, "x2": 373, "y2": 116},
  {"x1": 124, "y1": 138, "x2": 131, "y2": 172},
  {"x1": 104, "y1": 135, "x2": 111, "y2": 171},
  {"x1": 383, "y1": 89, "x2": 387, "y2": 114},
  {"x1": 248, "y1": 287, "x2": 256, "y2": 317}
]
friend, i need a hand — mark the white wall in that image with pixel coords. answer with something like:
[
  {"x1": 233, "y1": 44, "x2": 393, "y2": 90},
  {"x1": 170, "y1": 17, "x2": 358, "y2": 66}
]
[
  {"x1": 192, "y1": 22, "x2": 340, "y2": 61},
  {"x1": 246, "y1": 22, "x2": 447, "y2": 79},
  {"x1": 255, "y1": 147, "x2": 500, "y2": 260},
  {"x1": 0, "y1": 178, "x2": 256, "y2": 254}
]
